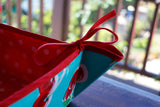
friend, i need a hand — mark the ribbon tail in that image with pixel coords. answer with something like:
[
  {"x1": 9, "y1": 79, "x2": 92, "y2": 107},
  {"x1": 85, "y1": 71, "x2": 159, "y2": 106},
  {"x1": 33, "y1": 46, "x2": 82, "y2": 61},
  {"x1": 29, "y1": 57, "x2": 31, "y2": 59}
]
[{"x1": 81, "y1": 10, "x2": 116, "y2": 41}]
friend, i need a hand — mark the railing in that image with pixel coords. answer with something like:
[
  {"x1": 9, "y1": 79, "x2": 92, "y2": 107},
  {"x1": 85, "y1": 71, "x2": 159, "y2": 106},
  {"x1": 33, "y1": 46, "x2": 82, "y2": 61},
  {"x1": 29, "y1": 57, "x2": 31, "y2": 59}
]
[
  {"x1": 116, "y1": 0, "x2": 160, "y2": 79},
  {"x1": 0, "y1": 0, "x2": 160, "y2": 93}
]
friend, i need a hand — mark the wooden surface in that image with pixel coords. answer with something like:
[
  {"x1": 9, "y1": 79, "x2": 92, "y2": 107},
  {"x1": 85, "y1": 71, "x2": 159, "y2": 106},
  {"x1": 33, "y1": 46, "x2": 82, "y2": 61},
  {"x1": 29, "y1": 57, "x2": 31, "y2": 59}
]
[{"x1": 68, "y1": 76, "x2": 160, "y2": 107}]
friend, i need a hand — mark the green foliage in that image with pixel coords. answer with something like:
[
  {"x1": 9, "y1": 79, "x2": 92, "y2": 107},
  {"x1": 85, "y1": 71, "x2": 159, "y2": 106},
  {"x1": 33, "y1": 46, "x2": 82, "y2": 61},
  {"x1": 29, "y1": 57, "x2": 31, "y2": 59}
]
[
  {"x1": 1, "y1": 0, "x2": 6, "y2": 3},
  {"x1": 66, "y1": 32, "x2": 80, "y2": 43},
  {"x1": 128, "y1": 19, "x2": 146, "y2": 38},
  {"x1": 21, "y1": 15, "x2": 28, "y2": 30},
  {"x1": 67, "y1": 0, "x2": 116, "y2": 42},
  {"x1": 98, "y1": 29, "x2": 112, "y2": 42},
  {"x1": 67, "y1": 1, "x2": 82, "y2": 42},
  {"x1": 147, "y1": 3, "x2": 155, "y2": 25},
  {"x1": 147, "y1": 3, "x2": 160, "y2": 29},
  {"x1": 154, "y1": 75, "x2": 160, "y2": 80},
  {"x1": 21, "y1": 7, "x2": 53, "y2": 36},
  {"x1": 87, "y1": 0, "x2": 115, "y2": 10},
  {"x1": 150, "y1": 35, "x2": 160, "y2": 54},
  {"x1": 43, "y1": 10, "x2": 52, "y2": 36},
  {"x1": 115, "y1": 40, "x2": 128, "y2": 52},
  {"x1": 133, "y1": 38, "x2": 148, "y2": 49},
  {"x1": 135, "y1": 20, "x2": 146, "y2": 37},
  {"x1": 83, "y1": 0, "x2": 115, "y2": 24}
]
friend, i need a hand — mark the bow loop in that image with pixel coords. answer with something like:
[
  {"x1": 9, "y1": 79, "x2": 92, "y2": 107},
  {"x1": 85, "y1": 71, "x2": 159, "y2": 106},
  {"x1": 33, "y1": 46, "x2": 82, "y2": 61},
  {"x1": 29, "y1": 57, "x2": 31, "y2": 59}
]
[{"x1": 85, "y1": 27, "x2": 118, "y2": 44}]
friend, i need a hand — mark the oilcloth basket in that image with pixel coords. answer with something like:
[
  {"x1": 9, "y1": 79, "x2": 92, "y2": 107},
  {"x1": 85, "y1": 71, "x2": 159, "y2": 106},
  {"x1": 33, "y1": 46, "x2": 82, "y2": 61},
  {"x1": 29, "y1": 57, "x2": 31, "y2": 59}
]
[{"x1": 0, "y1": 10, "x2": 123, "y2": 107}]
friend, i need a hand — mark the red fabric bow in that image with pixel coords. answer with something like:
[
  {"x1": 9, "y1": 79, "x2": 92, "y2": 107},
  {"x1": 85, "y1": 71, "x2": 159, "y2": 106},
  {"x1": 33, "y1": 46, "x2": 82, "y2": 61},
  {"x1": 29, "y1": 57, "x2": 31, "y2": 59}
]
[{"x1": 34, "y1": 10, "x2": 118, "y2": 66}]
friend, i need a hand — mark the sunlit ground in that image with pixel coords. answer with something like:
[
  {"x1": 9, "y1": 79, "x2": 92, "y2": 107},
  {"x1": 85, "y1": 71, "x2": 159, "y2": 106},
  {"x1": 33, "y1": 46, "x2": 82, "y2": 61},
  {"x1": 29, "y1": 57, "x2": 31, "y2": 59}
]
[{"x1": 106, "y1": 69, "x2": 160, "y2": 94}]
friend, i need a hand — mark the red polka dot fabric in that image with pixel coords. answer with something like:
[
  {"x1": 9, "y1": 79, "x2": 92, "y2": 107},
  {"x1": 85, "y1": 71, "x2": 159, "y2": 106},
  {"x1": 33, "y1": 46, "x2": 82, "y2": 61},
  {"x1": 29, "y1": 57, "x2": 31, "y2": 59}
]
[{"x1": 0, "y1": 25, "x2": 64, "y2": 101}]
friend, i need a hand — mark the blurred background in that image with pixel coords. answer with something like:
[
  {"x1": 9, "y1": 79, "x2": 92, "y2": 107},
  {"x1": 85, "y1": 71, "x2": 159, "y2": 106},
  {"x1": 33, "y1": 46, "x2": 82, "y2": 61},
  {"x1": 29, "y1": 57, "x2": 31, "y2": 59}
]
[{"x1": 0, "y1": 0, "x2": 160, "y2": 96}]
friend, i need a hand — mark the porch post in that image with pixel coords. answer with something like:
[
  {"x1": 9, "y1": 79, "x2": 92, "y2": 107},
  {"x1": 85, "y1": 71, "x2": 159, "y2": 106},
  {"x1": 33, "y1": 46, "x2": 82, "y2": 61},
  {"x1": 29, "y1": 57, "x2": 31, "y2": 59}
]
[{"x1": 51, "y1": 0, "x2": 71, "y2": 41}]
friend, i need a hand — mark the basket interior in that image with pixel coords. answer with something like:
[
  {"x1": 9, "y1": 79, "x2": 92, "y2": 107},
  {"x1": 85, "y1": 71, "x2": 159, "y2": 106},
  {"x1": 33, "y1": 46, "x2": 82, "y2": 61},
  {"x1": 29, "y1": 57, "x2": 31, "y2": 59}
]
[{"x1": 0, "y1": 28, "x2": 53, "y2": 101}]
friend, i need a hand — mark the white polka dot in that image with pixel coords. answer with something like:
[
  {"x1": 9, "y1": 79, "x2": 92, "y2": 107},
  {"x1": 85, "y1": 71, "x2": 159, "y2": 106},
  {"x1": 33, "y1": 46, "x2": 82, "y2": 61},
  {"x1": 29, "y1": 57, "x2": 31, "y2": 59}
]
[
  {"x1": 9, "y1": 41, "x2": 14, "y2": 46},
  {"x1": 14, "y1": 62, "x2": 19, "y2": 68},
  {"x1": 27, "y1": 68, "x2": 32, "y2": 74},
  {"x1": 56, "y1": 49, "x2": 61, "y2": 55},
  {"x1": 0, "y1": 29, "x2": 4, "y2": 33},
  {"x1": 22, "y1": 53, "x2": 27, "y2": 58},
  {"x1": 10, "y1": 78, "x2": 16, "y2": 81},
  {"x1": 1, "y1": 69, "x2": 6, "y2": 74},
  {"x1": 32, "y1": 46, "x2": 36, "y2": 52},
  {"x1": 4, "y1": 54, "x2": 9, "y2": 60},
  {"x1": 0, "y1": 88, "x2": 5, "y2": 92},
  {"x1": 44, "y1": 49, "x2": 49, "y2": 55},
  {"x1": 18, "y1": 39, "x2": 23, "y2": 45},
  {"x1": 21, "y1": 84, "x2": 26, "y2": 87},
  {"x1": 0, "y1": 81, "x2": 2, "y2": 85}
]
